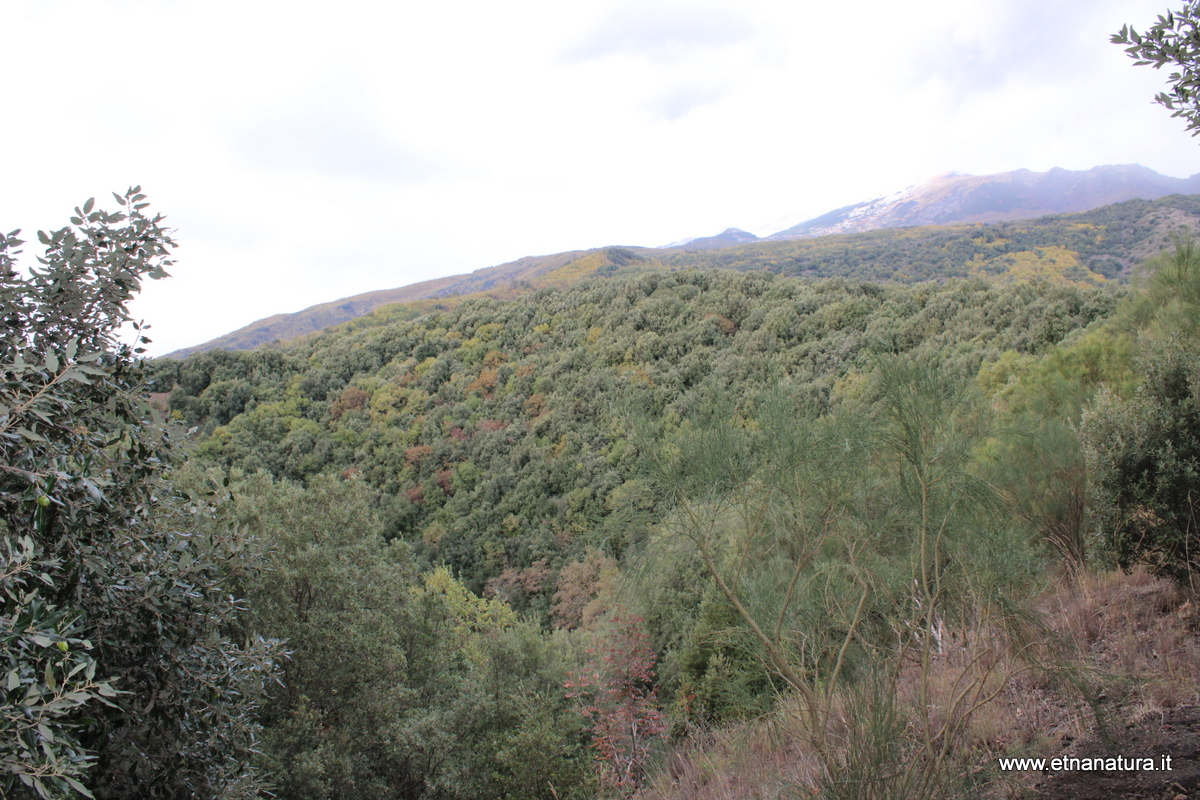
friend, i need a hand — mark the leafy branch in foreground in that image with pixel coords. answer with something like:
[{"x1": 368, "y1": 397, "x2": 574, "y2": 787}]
[
  {"x1": 1114, "y1": 3, "x2": 1200, "y2": 135},
  {"x1": 1, "y1": 191, "x2": 283, "y2": 799}
]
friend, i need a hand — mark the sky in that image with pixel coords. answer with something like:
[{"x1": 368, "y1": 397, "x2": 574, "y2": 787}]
[{"x1": 4, "y1": 0, "x2": 1200, "y2": 355}]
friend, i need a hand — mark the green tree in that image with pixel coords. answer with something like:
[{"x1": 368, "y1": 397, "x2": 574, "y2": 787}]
[
  {"x1": 1114, "y1": 3, "x2": 1200, "y2": 135},
  {"x1": 185, "y1": 468, "x2": 594, "y2": 800},
  {"x1": 1081, "y1": 332, "x2": 1200, "y2": 583},
  {"x1": 648, "y1": 367, "x2": 1047, "y2": 799},
  {"x1": 0, "y1": 191, "x2": 282, "y2": 799},
  {"x1": 1079, "y1": 236, "x2": 1200, "y2": 583}
]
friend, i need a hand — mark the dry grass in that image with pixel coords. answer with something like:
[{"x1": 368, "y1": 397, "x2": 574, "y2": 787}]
[
  {"x1": 1040, "y1": 566, "x2": 1200, "y2": 715},
  {"x1": 637, "y1": 568, "x2": 1200, "y2": 800},
  {"x1": 639, "y1": 720, "x2": 822, "y2": 800}
]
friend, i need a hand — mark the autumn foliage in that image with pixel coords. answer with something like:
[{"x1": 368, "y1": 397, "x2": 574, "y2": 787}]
[{"x1": 566, "y1": 614, "x2": 667, "y2": 796}]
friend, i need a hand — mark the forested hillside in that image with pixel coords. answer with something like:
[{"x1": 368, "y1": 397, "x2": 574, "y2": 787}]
[
  {"x1": 663, "y1": 194, "x2": 1200, "y2": 282},
  {"x1": 147, "y1": 257, "x2": 1174, "y2": 800},
  {"x1": 156, "y1": 272, "x2": 1119, "y2": 600},
  {"x1": 12, "y1": 2, "x2": 1200, "y2": 795}
]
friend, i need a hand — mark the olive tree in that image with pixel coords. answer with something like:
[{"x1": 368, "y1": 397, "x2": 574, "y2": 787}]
[{"x1": 0, "y1": 190, "x2": 282, "y2": 799}]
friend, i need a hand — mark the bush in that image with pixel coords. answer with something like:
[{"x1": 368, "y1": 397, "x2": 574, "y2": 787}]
[{"x1": 1081, "y1": 333, "x2": 1200, "y2": 582}]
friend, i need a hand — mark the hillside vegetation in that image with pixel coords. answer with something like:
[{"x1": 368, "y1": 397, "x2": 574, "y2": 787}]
[
  {"x1": 149, "y1": 245, "x2": 1199, "y2": 799},
  {"x1": 663, "y1": 194, "x2": 1200, "y2": 283},
  {"x1": 13, "y1": 191, "x2": 1200, "y2": 800},
  {"x1": 158, "y1": 272, "x2": 1119, "y2": 598}
]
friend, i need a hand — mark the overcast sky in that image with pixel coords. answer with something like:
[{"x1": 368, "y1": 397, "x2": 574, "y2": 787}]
[{"x1": 4, "y1": 0, "x2": 1200, "y2": 355}]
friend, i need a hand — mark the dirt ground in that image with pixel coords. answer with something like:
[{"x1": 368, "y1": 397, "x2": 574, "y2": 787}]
[{"x1": 1025, "y1": 705, "x2": 1200, "y2": 799}]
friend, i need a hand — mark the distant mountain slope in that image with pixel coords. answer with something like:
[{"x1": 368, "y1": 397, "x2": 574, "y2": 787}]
[
  {"x1": 661, "y1": 228, "x2": 760, "y2": 249},
  {"x1": 164, "y1": 187, "x2": 1200, "y2": 359},
  {"x1": 662, "y1": 194, "x2": 1200, "y2": 283},
  {"x1": 164, "y1": 246, "x2": 659, "y2": 358},
  {"x1": 766, "y1": 164, "x2": 1200, "y2": 239}
]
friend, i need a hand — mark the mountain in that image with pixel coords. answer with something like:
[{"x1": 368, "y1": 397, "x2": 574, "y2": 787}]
[
  {"x1": 159, "y1": 269, "x2": 1121, "y2": 599},
  {"x1": 765, "y1": 164, "x2": 1200, "y2": 240},
  {"x1": 661, "y1": 228, "x2": 760, "y2": 249},
  {"x1": 163, "y1": 170, "x2": 1200, "y2": 359}
]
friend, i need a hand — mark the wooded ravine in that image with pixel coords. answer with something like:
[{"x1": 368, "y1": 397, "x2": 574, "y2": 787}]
[{"x1": 6, "y1": 190, "x2": 1200, "y2": 800}]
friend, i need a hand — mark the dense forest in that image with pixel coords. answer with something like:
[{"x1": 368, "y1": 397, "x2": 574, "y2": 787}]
[
  {"x1": 158, "y1": 272, "x2": 1119, "y2": 602},
  {"x1": 11, "y1": 0, "x2": 1200, "y2": 792}
]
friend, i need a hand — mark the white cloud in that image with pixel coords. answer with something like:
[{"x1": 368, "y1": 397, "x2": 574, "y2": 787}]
[
  {"x1": 237, "y1": 109, "x2": 443, "y2": 182},
  {"x1": 564, "y1": 1, "x2": 753, "y2": 63}
]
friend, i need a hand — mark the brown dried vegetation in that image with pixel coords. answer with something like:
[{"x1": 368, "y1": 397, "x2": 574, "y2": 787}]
[{"x1": 639, "y1": 568, "x2": 1200, "y2": 800}]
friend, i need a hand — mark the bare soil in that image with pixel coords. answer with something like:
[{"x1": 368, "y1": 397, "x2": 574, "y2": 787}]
[{"x1": 1026, "y1": 705, "x2": 1200, "y2": 800}]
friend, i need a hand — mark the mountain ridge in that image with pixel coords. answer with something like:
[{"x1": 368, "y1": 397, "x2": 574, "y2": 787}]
[
  {"x1": 763, "y1": 164, "x2": 1200, "y2": 239},
  {"x1": 163, "y1": 165, "x2": 1200, "y2": 359}
]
